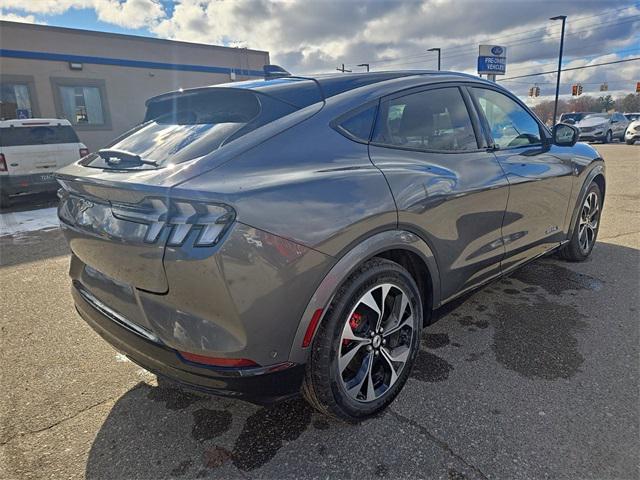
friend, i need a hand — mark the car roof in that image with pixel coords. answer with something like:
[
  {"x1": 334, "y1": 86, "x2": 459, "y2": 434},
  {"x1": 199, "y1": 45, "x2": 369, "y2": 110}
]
[
  {"x1": 147, "y1": 70, "x2": 490, "y2": 109},
  {"x1": 0, "y1": 118, "x2": 73, "y2": 128}
]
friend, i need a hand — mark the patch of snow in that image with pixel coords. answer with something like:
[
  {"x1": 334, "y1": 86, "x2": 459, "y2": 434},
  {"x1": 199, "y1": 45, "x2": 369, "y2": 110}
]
[{"x1": 0, "y1": 207, "x2": 60, "y2": 237}]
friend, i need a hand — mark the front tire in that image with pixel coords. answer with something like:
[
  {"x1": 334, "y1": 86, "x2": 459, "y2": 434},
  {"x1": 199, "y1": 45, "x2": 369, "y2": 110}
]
[
  {"x1": 603, "y1": 130, "x2": 612, "y2": 144},
  {"x1": 626, "y1": 139, "x2": 635, "y2": 145},
  {"x1": 303, "y1": 258, "x2": 422, "y2": 422},
  {"x1": 560, "y1": 182, "x2": 602, "y2": 262}
]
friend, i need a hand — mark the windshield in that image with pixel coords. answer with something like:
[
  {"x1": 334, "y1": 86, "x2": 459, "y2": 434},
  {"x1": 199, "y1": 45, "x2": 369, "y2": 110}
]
[
  {"x1": 84, "y1": 89, "x2": 296, "y2": 169},
  {"x1": 0, "y1": 125, "x2": 79, "y2": 147},
  {"x1": 584, "y1": 113, "x2": 609, "y2": 120}
]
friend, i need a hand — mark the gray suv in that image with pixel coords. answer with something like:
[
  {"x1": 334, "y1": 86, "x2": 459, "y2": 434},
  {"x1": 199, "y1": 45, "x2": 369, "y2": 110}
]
[
  {"x1": 576, "y1": 112, "x2": 629, "y2": 143},
  {"x1": 57, "y1": 70, "x2": 605, "y2": 421}
]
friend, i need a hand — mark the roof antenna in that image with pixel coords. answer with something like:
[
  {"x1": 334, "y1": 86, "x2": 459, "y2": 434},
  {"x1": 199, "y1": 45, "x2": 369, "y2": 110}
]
[{"x1": 263, "y1": 65, "x2": 291, "y2": 79}]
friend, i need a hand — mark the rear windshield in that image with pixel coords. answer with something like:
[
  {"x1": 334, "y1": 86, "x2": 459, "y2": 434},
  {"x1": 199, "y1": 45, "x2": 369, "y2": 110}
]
[
  {"x1": 0, "y1": 125, "x2": 79, "y2": 147},
  {"x1": 85, "y1": 89, "x2": 296, "y2": 169}
]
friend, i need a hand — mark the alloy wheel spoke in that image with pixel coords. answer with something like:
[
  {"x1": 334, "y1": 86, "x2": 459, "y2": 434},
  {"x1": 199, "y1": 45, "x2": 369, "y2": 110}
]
[
  {"x1": 365, "y1": 356, "x2": 377, "y2": 401},
  {"x1": 359, "y1": 290, "x2": 381, "y2": 324},
  {"x1": 376, "y1": 284, "x2": 391, "y2": 331},
  {"x1": 384, "y1": 313, "x2": 413, "y2": 338},
  {"x1": 341, "y1": 320, "x2": 369, "y2": 342}
]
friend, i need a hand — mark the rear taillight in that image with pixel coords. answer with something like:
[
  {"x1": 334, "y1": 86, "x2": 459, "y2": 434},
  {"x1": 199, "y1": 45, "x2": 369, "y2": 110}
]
[
  {"x1": 110, "y1": 197, "x2": 235, "y2": 247},
  {"x1": 0, "y1": 153, "x2": 6, "y2": 172},
  {"x1": 79, "y1": 148, "x2": 90, "y2": 158}
]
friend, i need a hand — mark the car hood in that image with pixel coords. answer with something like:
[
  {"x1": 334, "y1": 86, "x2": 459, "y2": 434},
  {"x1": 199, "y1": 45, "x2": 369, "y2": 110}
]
[{"x1": 576, "y1": 118, "x2": 609, "y2": 128}]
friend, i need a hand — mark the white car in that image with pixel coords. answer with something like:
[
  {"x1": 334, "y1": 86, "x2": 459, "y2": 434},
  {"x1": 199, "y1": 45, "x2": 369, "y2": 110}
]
[
  {"x1": 625, "y1": 120, "x2": 640, "y2": 145},
  {"x1": 0, "y1": 118, "x2": 88, "y2": 207}
]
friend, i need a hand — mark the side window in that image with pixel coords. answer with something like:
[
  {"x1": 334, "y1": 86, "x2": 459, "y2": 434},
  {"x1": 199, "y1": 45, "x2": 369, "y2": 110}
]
[
  {"x1": 372, "y1": 87, "x2": 478, "y2": 151},
  {"x1": 472, "y1": 88, "x2": 541, "y2": 148},
  {"x1": 335, "y1": 104, "x2": 377, "y2": 142}
]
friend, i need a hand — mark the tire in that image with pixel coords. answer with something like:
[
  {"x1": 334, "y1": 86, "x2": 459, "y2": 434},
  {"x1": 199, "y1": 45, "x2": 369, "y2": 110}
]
[
  {"x1": 626, "y1": 139, "x2": 635, "y2": 145},
  {"x1": 560, "y1": 182, "x2": 602, "y2": 262},
  {"x1": 603, "y1": 130, "x2": 612, "y2": 144},
  {"x1": 302, "y1": 258, "x2": 422, "y2": 422}
]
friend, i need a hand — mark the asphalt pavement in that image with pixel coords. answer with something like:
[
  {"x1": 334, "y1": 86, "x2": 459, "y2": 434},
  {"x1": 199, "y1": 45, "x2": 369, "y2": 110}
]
[{"x1": 1, "y1": 144, "x2": 638, "y2": 480}]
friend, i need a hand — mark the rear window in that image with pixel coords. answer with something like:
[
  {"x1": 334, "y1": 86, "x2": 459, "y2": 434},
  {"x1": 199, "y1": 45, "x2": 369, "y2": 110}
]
[
  {"x1": 0, "y1": 125, "x2": 79, "y2": 147},
  {"x1": 85, "y1": 89, "x2": 296, "y2": 169}
]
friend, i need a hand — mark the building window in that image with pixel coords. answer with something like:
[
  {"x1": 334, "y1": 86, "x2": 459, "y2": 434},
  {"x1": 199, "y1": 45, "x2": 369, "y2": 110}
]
[
  {"x1": 59, "y1": 86, "x2": 105, "y2": 125},
  {"x1": 0, "y1": 83, "x2": 33, "y2": 119}
]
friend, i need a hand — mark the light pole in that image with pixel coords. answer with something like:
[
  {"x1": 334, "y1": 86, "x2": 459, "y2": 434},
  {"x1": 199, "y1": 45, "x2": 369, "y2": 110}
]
[
  {"x1": 428, "y1": 48, "x2": 441, "y2": 71},
  {"x1": 357, "y1": 63, "x2": 370, "y2": 72},
  {"x1": 550, "y1": 15, "x2": 567, "y2": 126}
]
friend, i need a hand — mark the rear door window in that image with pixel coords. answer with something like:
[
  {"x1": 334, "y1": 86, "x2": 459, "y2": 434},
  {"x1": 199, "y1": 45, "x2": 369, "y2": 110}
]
[
  {"x1": 86, "y1": 89, "x2": 297, "y2": 169},
  {"x1": 0, "y1": 125, "x2": 79, "y2": 147},
  {"x1": 372, "y1": 87, "x2": 479, "y2": 151}
]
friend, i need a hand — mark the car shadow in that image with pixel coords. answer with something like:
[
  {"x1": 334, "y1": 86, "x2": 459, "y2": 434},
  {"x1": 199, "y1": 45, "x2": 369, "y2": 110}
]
[{"x1": 84, "y1": 241, "x2": 639, "y2": 479}]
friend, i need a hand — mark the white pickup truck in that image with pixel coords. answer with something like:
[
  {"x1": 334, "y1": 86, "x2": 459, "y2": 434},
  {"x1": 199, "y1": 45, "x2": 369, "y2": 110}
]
[{"x1": 0, "y1": 118, "x2": 88, "y2": 207}]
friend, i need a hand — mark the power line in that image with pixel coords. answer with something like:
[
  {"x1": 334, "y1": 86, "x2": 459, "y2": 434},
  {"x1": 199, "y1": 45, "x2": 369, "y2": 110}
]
[
  {"x1": 366, "y1": 6, "x2": 633, "y2": 66},
  {"x1": 364, "y1": 12, "x2": 640, "y2": 70},
  {"x1": 496, "y1": 57, "x2": 640, "y2": 81}
]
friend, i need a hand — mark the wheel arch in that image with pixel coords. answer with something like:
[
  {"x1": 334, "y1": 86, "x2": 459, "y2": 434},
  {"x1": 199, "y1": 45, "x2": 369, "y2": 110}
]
[
  {"x1": 567, "y1": 163, "x2": 605, "y2": 240},
  {"x1": 288, "y1": 230, "x2": 440, "y2": 364}
]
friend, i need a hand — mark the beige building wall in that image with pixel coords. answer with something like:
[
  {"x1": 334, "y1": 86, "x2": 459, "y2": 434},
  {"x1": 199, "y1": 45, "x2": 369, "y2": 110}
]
[{"x1": 0, "y1": 21, "x2": 269, "y2": 151}]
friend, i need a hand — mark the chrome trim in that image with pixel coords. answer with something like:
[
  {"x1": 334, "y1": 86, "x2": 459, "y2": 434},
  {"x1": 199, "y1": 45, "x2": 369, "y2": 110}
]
[{"x1": 76, "y1": 285, "x2": 161, "y2": 344}]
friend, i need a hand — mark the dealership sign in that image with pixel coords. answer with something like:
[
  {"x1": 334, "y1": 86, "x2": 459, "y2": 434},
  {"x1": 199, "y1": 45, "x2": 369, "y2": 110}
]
[{"x1": 478, "y1": 45, "x2": 507, "y2": 75}]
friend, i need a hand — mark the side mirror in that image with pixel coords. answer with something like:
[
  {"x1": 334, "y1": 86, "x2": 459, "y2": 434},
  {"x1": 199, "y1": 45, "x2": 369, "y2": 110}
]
[{"x1": 552, "y1": 123, "x2": 579, "y2": 147}]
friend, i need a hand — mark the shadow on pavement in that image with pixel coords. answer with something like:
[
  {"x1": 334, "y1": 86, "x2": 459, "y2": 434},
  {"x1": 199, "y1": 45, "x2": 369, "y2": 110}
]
[{"x1": 83, "y1": 241, "x2": 637, "y2": 479}]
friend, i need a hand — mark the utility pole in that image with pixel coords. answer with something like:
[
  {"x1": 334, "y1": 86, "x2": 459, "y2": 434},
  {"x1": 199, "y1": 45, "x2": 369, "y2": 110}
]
[
  {"x1": 357, "y1": 63, "x2": 370, "y2": 72},
  {"x1": 336, "y1": 63, "x2": 352, "y2": 73},
  {"x1": 550, "y1": 15, "x2": 567, "y2": 126},
  {"x1": 428, "y1": 48, "x2": 441, "y2": 71}
]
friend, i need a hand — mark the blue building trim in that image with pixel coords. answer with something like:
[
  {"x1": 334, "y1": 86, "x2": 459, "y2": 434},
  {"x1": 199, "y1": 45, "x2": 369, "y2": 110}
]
[{"x1": 0, "y1": 49, "x2": 264, "y2": 77}]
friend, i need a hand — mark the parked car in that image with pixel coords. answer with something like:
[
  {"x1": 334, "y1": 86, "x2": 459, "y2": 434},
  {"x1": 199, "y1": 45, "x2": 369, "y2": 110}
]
[
  {"x1": 625, "y1": 119, "x2": 640, "y2": 145},
  {"x1": 623, "y1": 112, "x2": 640, "y2": 122},
  {"x1": 56, "y1": 70, "x2": 605, "y2": 421},
  {"x1": 559, "y1": 111, "x2": 591, "y2": 125},
  {"x1": 0, "y1": 118, "x2": 88, "y2": 207},
  {"x1": 575, "y1": 112, "x2": 629, "y2": 143}
]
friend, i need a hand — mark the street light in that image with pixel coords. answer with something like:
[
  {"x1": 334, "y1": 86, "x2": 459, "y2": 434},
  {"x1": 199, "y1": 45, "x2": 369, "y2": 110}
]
[
  {"x1": 428, "y1": 48, "x2": 441, "y2": 71},
  {"x1": 550, "y1": 15, "x2": 567, "y2": 126},
  {"x1": 357, "y1": 63, "x2": 370, "y2": 72}
]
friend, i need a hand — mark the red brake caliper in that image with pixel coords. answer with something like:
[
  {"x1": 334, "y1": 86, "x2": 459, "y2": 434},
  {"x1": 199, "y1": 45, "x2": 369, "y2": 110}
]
[{"x1": 343, "y1": 312, "x2": 363, "y2": 346}]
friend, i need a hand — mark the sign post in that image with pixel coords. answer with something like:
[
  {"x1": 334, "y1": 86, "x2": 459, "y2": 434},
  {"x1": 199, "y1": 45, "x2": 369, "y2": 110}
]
[{"x1": 477, "y1": 45, "x2": 507, "y2": 82}]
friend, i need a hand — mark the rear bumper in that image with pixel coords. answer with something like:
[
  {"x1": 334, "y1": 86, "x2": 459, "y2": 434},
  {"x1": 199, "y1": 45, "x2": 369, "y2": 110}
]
[
  {"x1": 0, "y1": 173, "x2": 58, "y2": 196},
  {"x1": 72, "y1": 282, "x2": 305, "y2": 404}
]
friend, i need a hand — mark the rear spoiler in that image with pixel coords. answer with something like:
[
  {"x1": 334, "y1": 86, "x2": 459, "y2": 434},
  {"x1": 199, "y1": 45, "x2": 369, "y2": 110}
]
[{"x1": 263, "y1": 64, "x2": 291, "y2": 79}]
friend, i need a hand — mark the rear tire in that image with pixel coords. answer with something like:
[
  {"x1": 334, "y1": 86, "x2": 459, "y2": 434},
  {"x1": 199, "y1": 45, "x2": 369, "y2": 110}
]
[
  {"x1": 560, "y1": 182, "x2": 602, "y2": 262},
  {"x1": 626, "y1": 139, "x2": 635, "y2": 145},
  {"x1": 302, "y1": 258, "x2": 422, "y2": 422}
]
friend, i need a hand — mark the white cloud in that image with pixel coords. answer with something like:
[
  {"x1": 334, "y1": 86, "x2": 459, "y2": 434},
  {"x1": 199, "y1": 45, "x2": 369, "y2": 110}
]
[
  {"x1": 0, "y1": 11, "x2": 41, "y2": 23},
  {"x1": 0, "y1": 0, "x2": 166, "y2": 29}
]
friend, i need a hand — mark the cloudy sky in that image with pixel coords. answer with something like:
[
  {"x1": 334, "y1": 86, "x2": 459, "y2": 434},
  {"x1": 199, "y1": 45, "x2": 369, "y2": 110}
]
[{"x1": 1, "y1": 0, "x2": 638, "y2": 101}]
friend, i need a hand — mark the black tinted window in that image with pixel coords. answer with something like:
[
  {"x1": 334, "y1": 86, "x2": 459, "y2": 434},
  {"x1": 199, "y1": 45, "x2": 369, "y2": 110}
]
[
  {"x1": 87, "y1": 89, "x2": 296, "y2": 168},
  {"x1": 472, "y1": 88, "x2": 542, "y2": 148},
  {"x1": 372, "y1": 87, "x2": 478, "y2": 151},
  {"x1": 0, "y1": 125, "x2": 79, "y2": 147},
  {"x1": 336, "y1": 105, "x2": 377, "y2": 141}
]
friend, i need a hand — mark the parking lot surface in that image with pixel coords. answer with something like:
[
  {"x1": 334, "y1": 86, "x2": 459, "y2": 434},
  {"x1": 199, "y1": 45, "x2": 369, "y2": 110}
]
[{"x1": 1, "y1": 144, "x2": 638, "y2": 480}]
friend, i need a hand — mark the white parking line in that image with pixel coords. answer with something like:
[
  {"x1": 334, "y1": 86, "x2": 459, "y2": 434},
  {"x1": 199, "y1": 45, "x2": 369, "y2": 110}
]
[{"x1": 0, "y1": 207, "x2": 60, "y2": 237}]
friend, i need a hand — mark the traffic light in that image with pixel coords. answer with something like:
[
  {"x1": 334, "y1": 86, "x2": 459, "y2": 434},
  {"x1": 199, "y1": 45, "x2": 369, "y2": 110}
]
[
  {"x1": 577, "y1": 84, "x2": 583, "y2": 96},
  {"x1": 600, "y1": 82, "x2": 608, "y2": 92},
  {"x1": 636, "y1": 81, "x2": 640, "y2": 93},
  {"x1": 534, "y1": 86, "x2": 540, "y2": 97},
  {"x1": 528, "y1": 87, "x2": 534, "y2": 97},
  {"x1": 572, "y1": 85, "x2": 578, "y2": 96}
]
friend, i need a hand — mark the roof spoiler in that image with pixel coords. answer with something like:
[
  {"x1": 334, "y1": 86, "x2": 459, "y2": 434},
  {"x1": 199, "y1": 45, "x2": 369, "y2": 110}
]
[{"x1": 263, "y1": 64, "x2": 291, "y2": 79}]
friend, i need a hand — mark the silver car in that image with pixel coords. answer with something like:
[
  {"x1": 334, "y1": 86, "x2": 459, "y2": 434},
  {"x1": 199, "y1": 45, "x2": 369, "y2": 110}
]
[{"x1": 576, "y1": 112, "x2": 629, "y2": 143}]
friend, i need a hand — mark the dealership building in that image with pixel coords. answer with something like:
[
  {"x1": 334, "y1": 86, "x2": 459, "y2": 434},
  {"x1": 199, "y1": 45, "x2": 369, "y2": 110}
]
[{"x1": 0, "y1": 21, "x2": 270, "y2": 151}]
